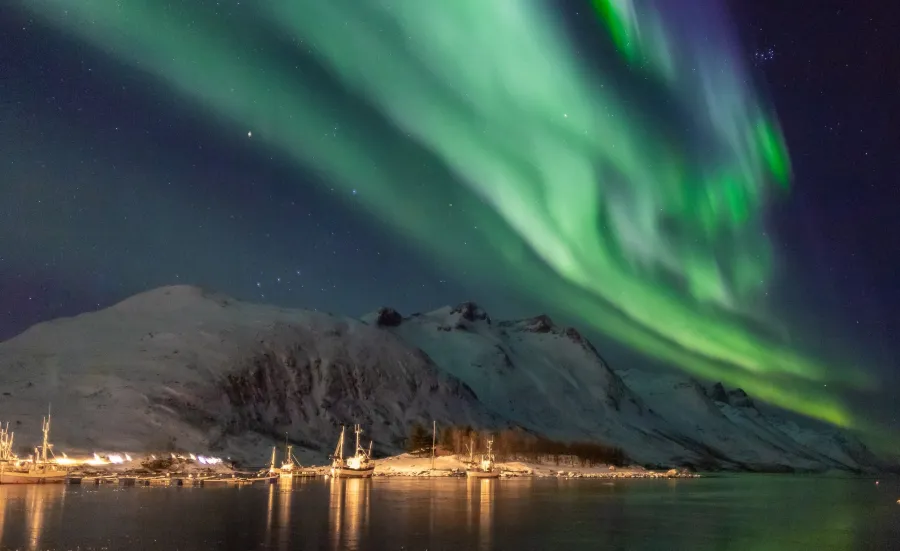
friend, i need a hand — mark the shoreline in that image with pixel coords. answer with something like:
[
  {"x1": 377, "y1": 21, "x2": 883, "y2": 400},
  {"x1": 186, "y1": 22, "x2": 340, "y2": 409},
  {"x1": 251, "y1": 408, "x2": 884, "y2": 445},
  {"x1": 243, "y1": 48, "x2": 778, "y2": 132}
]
[
  {"x1": 368, "y1": 453, "x2": 698, "y2": 479},
  {"x1": 50, "y1": 452, "x2": 699, "y2": 481}
]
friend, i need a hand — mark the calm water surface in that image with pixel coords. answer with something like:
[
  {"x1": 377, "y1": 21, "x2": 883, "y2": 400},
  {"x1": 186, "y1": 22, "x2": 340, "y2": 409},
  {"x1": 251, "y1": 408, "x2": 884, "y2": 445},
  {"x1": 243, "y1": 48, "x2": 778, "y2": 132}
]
[{"x1": 1, "y1": 475, "x2": 898, "y2": 550}]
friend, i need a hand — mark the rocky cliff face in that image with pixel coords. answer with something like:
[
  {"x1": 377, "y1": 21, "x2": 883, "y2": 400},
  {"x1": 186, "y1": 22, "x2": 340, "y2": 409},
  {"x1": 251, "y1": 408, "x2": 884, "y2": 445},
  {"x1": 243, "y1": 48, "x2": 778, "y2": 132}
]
[
  {"x1": 0, "y1": 286, "x2": 881, "y2": 471},
  {"x1": 211, "y1": 322, "x2": 494, "y2": 454}
]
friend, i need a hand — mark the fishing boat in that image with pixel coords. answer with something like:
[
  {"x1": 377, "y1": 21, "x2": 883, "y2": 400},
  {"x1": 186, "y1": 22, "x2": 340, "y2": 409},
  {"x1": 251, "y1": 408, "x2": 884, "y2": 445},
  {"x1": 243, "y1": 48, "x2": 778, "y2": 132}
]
[
  {"x1": 330, "y1": 425, "x2": 374, "y2": 478},
  {"x1": 0, "y1": 412, "x2": 68, "y2": 484},
  {"x1": 265, "y1": 435, "x2": 316, "y2": 480},
  {"x1": 466, "y1": 437, "x2": 500, "y2": 479},
  {"x1": 269, "y1": 441, "x2": 296, "y2": 479}
]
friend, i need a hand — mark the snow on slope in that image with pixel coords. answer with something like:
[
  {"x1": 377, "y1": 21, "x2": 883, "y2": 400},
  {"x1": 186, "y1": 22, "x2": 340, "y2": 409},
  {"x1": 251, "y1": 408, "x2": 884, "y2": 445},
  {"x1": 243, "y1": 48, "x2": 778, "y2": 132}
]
[
  {"x1": 368, "y1": 304, "x2": 689, "y2": 465},
  {"x1": 0, "y1": 287, "x2": 879, "y2": 471},
  {"x1": 617, "y1": 372, "x2": 866, "y2": 471},
  {"x1": 368, "y1": 302, "x2": 879, "y2": 472},
  {"x1": 0, "y1": 286, "x2": 496, "y2": 464}
]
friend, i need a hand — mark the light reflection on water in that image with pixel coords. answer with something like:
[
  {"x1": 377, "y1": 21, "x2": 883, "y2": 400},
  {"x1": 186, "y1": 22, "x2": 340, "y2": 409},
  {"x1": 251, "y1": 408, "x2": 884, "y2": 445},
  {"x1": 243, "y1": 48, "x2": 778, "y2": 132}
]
[
  {"x1": 25, "y1": 484, "x2": 43, "y2": 551},
  {"x1": 478, "y1": 479, "x2": 494, "y2": 551},
  {"x1": 0, "y1": 476, "x2": 898, "y2": 550},
  {"x1": 328, "y1": 478, "x2": 370, "y2": 550}
]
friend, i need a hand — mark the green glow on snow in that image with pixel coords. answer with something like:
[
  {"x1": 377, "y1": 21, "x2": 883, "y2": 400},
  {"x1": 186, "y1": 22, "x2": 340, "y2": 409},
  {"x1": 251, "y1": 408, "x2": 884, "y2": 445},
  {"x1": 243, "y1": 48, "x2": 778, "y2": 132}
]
[{"x1": 21, "y1": 0, "x2": 874, "y2": 429}]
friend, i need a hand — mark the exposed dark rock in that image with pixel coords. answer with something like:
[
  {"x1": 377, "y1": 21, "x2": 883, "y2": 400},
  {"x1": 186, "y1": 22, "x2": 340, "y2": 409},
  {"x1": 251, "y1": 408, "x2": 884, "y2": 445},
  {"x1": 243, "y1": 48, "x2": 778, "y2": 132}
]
[
  {"x1": 451, "y1": 301, "x2": 491, "y2": 323},
  {"x1": 563, "y1": 327, "x2": 604, "y2": 356},
  {"x1": 727, "y1": 388, "x2": 755, "y2": 408},
  {"x1": 523, "y1": 314, "x2": 555, "y2": 333},
  {"x1": 375, "y1": 307, "x2": 403, "y2": 327},
  {"x1": 708, "y1": 382, "x2": 730, "y2": 404},
  {"x1": 214, "y1": 339, "x2": 493, "y2": 455}
]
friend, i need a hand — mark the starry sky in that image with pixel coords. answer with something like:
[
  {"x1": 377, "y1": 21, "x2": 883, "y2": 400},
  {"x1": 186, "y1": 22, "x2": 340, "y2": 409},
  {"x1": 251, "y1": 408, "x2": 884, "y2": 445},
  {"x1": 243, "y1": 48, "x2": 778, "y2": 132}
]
[{"x1": 2, "y1": 1, "x2": 898, "y2": 447}]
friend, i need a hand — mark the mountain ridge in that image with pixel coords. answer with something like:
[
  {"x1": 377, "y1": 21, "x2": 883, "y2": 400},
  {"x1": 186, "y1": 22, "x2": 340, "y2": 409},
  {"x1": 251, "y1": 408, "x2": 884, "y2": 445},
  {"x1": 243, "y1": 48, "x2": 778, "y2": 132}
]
[{"x1": 0, "y1": 285, "x2": 882, "y2": 472}]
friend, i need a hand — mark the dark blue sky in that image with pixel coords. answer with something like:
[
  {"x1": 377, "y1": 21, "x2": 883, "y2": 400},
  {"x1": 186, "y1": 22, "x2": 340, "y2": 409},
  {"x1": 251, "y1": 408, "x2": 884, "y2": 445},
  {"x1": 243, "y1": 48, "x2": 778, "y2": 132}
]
[{"x1": 737, "y1": 0, "x2": 899, "y2": 422}]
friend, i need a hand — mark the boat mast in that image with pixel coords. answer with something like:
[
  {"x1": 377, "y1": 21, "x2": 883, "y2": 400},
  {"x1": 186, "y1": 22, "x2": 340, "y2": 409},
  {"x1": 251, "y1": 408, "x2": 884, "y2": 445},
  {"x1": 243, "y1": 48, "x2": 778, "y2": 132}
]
[
  {"x1": 355, "y1": 424, "x2": 362, "y2": 454},
  {"x1": 333, "y1": 426, "x2": 345, "y2": 461},
  {"x1": 0, "y1": 423, "x2": 13, "y2": 461},
  {"x1": 431, "y1": 420, "x2": 436, "y2": 471},
  {"x1": 284, "y1": 432, "x2": 292, "y2": 466},
  {"x1": 269, "y1": 446, "x2": 277, "y2": 472},
  {"x1": 41, "y1": 409, "x2": 51, "y2": 464}
]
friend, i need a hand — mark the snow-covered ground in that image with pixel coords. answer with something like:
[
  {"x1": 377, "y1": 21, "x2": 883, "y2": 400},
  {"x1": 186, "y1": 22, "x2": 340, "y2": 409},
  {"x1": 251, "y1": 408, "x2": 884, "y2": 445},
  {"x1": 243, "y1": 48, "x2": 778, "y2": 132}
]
[
  {"x1": 0, "y1": 285, "x2": 883, "y2": 472},
  {"x1": 371, "y1": 453, "x2": 693, "y2": 479}
]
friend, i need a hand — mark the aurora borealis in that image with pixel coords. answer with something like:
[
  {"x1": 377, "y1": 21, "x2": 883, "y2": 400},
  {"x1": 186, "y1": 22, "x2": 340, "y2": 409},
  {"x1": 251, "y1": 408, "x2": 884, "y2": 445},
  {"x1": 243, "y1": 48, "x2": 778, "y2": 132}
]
[{"x1": 6, "y1": 1, "x2": 895, "y2": 436}]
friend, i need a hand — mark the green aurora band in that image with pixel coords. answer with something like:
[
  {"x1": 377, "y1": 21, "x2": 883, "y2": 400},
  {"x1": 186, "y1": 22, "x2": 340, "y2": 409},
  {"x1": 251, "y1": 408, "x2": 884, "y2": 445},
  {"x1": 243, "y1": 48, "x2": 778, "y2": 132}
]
[{"x1": 21, "y1": 0, "x2": 876, "y2": 428}]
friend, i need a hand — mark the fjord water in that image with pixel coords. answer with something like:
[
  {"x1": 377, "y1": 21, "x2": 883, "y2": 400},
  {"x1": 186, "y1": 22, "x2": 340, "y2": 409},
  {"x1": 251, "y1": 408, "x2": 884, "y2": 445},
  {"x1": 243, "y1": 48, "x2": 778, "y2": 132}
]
[{"x1": 1, "y1": 476, "x2": 897, "y2": 550}]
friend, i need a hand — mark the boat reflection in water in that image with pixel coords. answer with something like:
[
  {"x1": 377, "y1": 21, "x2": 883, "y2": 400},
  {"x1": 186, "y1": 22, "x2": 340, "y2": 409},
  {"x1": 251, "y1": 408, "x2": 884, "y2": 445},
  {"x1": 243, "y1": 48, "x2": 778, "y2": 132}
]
[
  {"x1": 0, "y1": 483, "x2": 63, "y2": 551},
  {"x1": 263, "y1": 476, "x2": 297, "y2": 550},
  {"x1": 328, "y1": 477, "x2": 371, "y2": 550},
  {"x1": 25, "y1": 484, "x2": 47, "y2": 551},
  {"x1": 278, "y1": 478, "x2": 292, "y2": 537},
  {"x1": 466, "y1": 478, "x2": 495, "y2": 551}
]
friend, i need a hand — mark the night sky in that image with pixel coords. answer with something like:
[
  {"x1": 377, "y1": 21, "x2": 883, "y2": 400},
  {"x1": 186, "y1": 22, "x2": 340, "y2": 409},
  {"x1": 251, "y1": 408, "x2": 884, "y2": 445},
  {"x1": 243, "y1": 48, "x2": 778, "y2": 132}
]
[{"x1": 2, "y1": 1, "x2": 898, "y2": 447}]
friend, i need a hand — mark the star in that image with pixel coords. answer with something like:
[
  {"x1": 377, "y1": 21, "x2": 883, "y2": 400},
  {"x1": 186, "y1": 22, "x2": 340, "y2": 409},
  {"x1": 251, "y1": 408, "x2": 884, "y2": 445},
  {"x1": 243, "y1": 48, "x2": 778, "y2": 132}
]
[{"x1": 753, "y1": 47, "x2": 775, "y2": 65}]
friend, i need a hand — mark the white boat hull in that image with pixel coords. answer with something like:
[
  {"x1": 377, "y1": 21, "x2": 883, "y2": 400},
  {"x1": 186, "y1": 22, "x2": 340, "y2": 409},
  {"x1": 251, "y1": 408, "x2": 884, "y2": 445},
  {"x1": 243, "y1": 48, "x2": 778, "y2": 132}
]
[
  {"x1": 331, "y1": 466, "x2": 374, "y2": 478},
  {"x1": 0, "y1": 471, "x2": 67, "y2": 484},
  {"x1": 466, "y1": 470, "x2": 500, "y2": 479}
]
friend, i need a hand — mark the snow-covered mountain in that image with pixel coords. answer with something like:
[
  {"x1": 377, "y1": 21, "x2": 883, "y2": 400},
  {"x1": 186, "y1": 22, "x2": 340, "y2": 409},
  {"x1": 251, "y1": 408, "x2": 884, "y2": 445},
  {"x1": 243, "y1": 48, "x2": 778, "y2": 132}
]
[
  {"x1": 0, "y1": 286, "x2": 880, "y2": 471},
  {"x1": 0, "y1": 286, "x2": 495, "y2": 464},
  {"x1": 369, "y1": 303, "x2": 879, "y2": 472}
]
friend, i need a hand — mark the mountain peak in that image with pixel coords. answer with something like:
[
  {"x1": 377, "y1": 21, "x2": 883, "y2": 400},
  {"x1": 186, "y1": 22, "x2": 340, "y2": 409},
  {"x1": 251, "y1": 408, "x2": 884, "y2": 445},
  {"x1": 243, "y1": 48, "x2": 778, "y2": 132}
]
[
  {"x1": 727, "y1": 388, "x2": 755, "y2": 409},
  {"x1": 706, "y1": 382, "x2": 756, "y2": 410},
  {"x1": 521, "y1": 314, "x2": 556, "y2": 333},
  {"x1": 450, "y1": 301, "x2": 491, "y2": 324},
  {"x1": 111, "y1": 285, "x2": 230, "y2": 312},
  {"x1": 708, "y1": 382, "x2": 730, "y2": 403},
  {"x1": 373, "y1": 307, "x2": 403, "y2": 327}
]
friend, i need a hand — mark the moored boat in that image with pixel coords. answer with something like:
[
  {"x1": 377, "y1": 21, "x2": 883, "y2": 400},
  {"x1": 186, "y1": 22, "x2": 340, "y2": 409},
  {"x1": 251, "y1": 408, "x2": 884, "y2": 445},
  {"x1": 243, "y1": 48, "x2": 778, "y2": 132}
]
[
  {"x1": 0, "y1": 411, "x2": 68, "y2": 484},
  {"x1": 330, "y1": 425, "x2": 374, "y2": 478},
  {"x1": 0, "y1": 468, "x2": 67, "y2": 484},
  {"x1": 466, "y1": 437, "x2": 500, "y2": 479},
  {"x1": 266, "y1": 437, "x2": 316, "y2": 480}
]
